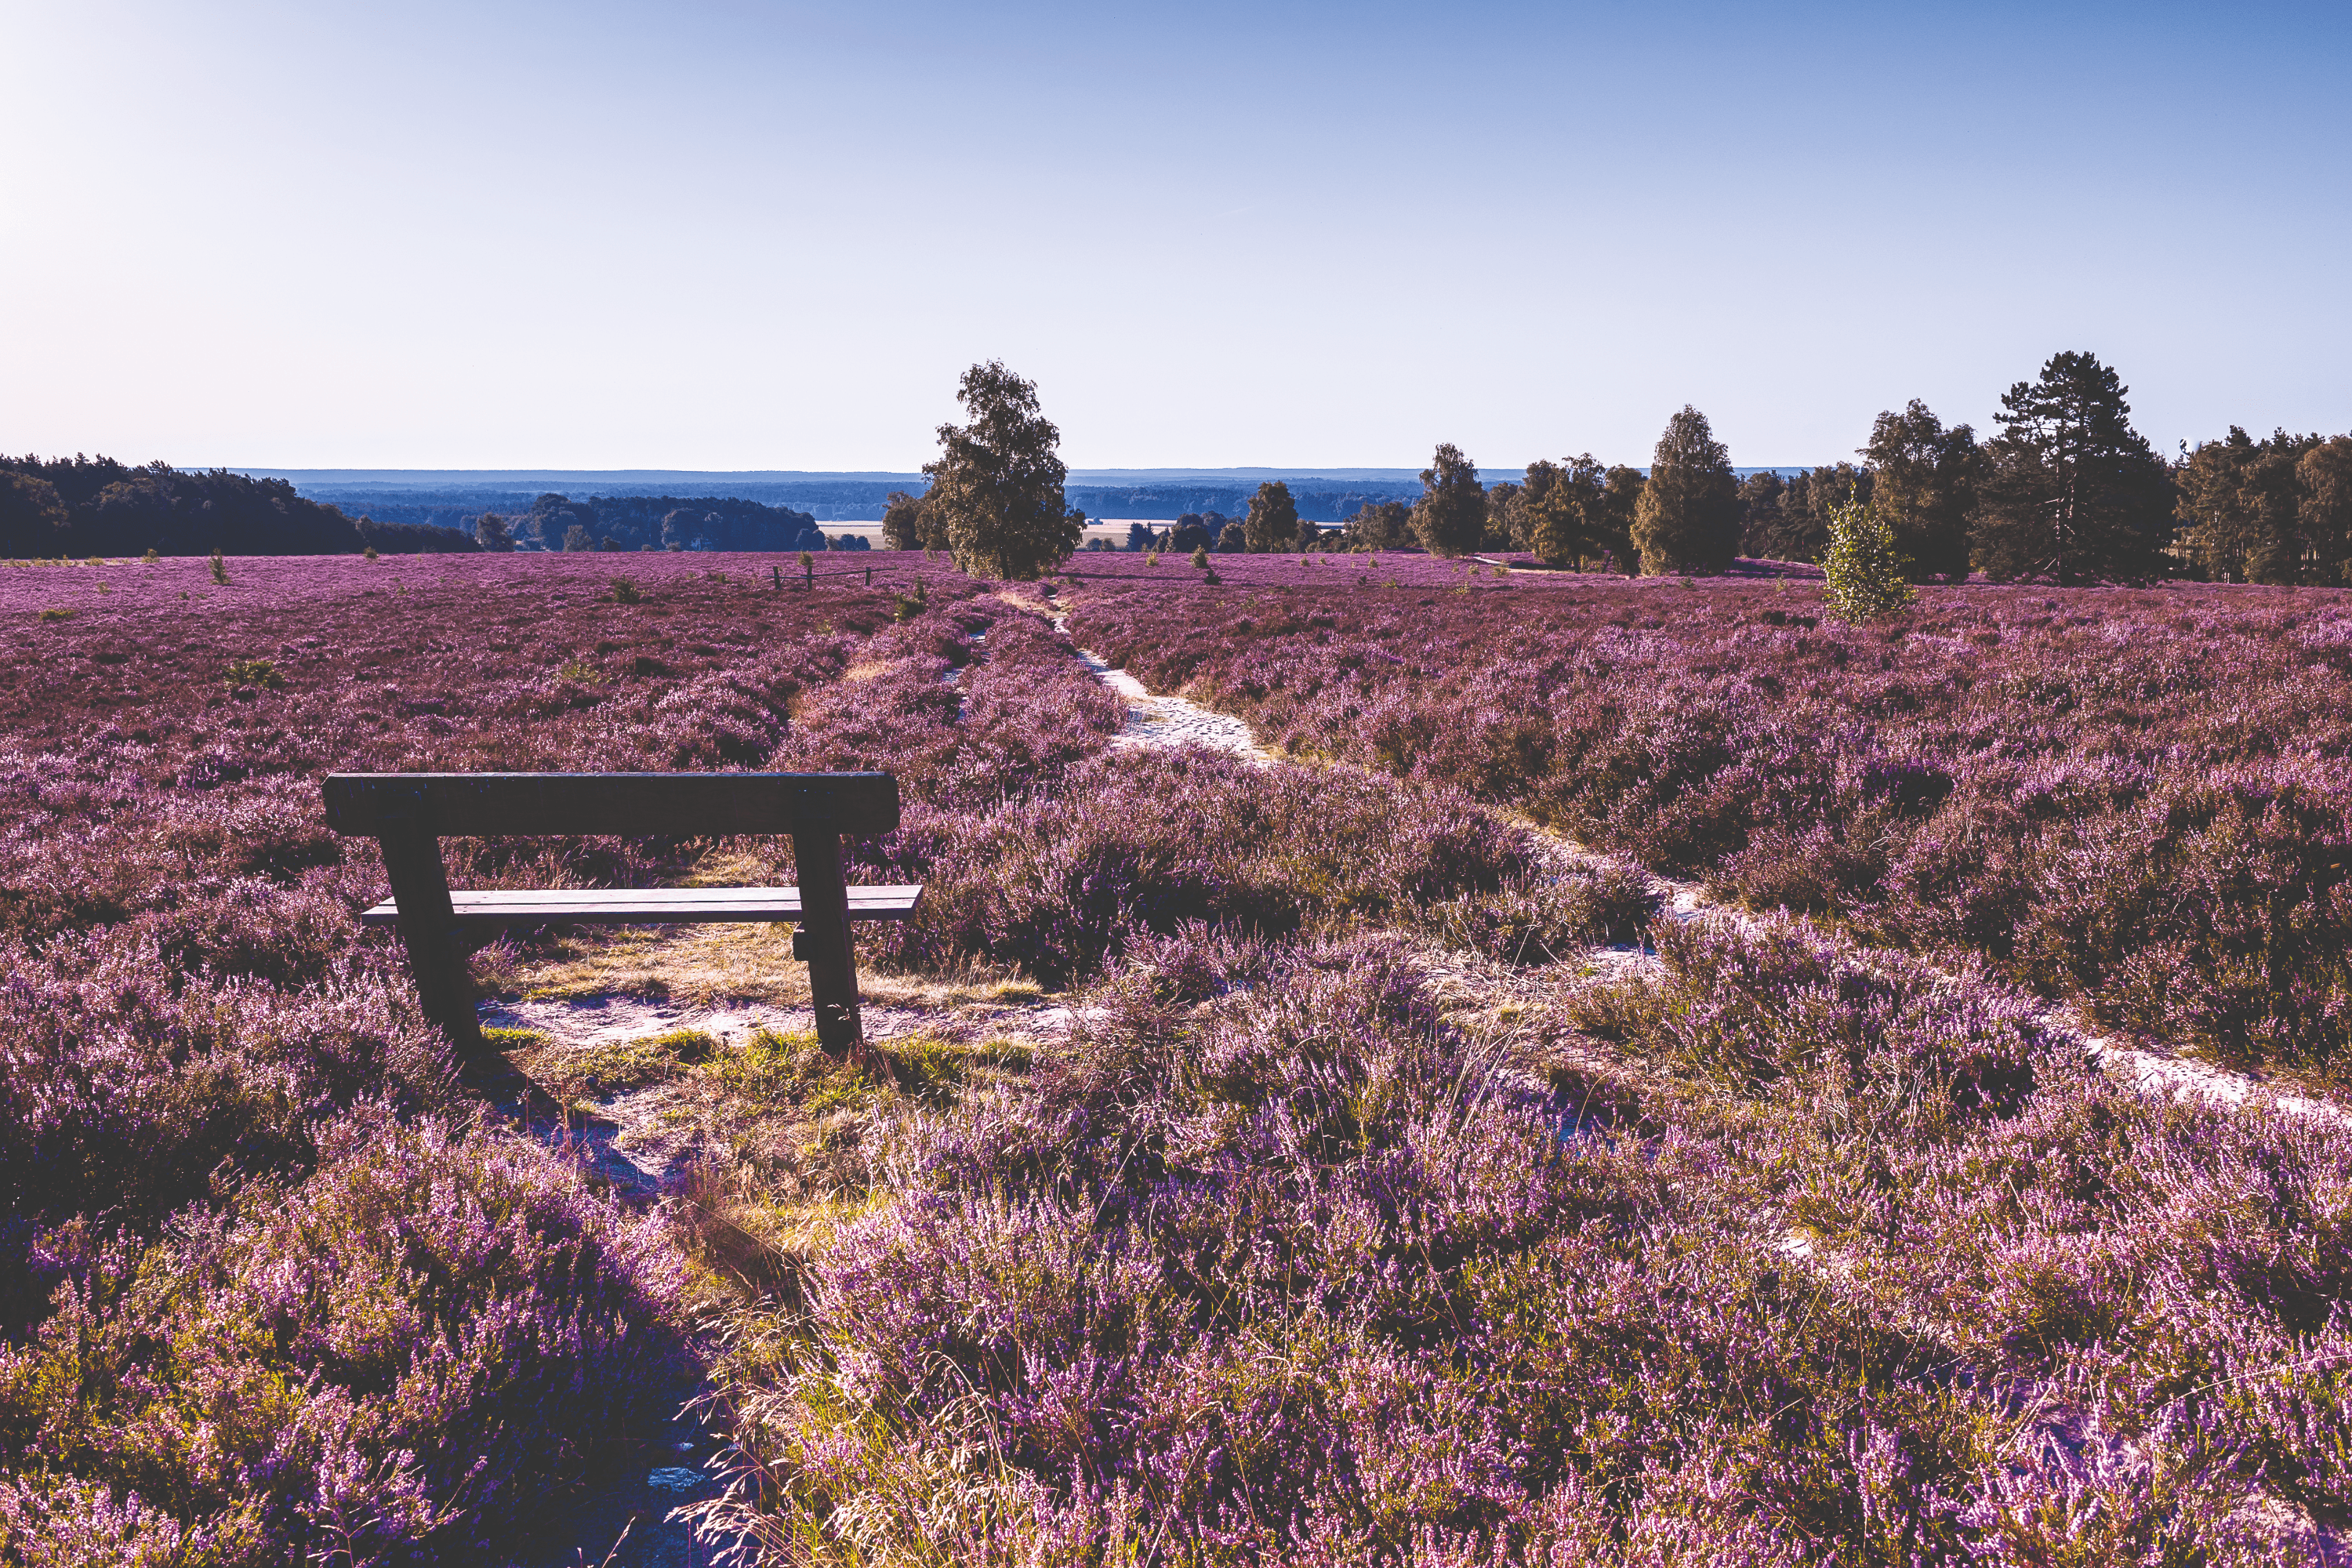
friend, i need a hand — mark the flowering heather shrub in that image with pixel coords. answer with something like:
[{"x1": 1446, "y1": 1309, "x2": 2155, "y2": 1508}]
[
  {"x1": 1069, "y1": 579, "x2": 2352, "y2": 1076},
  {"x1": 858, "y1": 748, "x2": 1623, "y2": 986},
  {"x1": 0, "y1": 554, "x2": 976, "y2": 1555},
  {"x1": 12, "y1": 549, "x2": 2346, "y2": 1559},
  {"x1": 0, "y1": 1106, "x2": 687, "y2": 1564},
  {"x1": 0, "y1": 931, "x2": 456, "y2": 1262},
  {"x1": 764, "y1": 607, "x2": 1647, "y2": 985},
  {"x1": 773, "y1": 602, "x2": 1126, "y2": 815},
  {"x1": 695, "y1": 924, "x2": 2328, "y2": 1563}
]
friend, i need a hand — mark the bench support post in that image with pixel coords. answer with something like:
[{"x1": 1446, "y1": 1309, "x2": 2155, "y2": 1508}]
[
  {"x1": 376, "y1": 794, "x2": 483, "y2": 1058},
  {"x1": 789, "y1": 819, "x2": 864, "y2": 1052}
]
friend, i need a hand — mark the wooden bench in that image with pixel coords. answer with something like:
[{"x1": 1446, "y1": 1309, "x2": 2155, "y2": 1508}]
[{"x1": 321, "y1": 771, "x2": 919, "y2": 1058}]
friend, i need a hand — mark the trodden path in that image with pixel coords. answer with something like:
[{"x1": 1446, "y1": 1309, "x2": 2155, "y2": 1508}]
[
  {"x1": 1047, "y1": 597, "x2": 2347, "y2": 1130},
  {"x1": 1047, "y1": 594, "x2": 2350, "y2": 1562}
]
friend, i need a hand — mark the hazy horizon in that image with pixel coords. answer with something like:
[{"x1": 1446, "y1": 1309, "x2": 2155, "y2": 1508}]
[{"x1": 6, "y1": 2, "x2": 2347, "y2": 470}]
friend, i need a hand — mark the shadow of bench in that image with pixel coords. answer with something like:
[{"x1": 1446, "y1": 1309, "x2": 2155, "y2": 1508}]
[{"x1": 321, "y1": 771, "x2": 919, "y2": 1061}]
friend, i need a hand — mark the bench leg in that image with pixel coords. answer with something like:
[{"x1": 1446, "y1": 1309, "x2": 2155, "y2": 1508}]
[
  {"x1": 789, "y1": 823, "x2": 866, "y2": 1053},
  {"x1": 376, "y1": 809, "x2": 485, "y2": 1059}
]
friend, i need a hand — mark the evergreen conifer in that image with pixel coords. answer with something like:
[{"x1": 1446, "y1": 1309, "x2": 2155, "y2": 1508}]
[{"x1": 1632, "y1": 407, "x2": 1739, "y2": 575}]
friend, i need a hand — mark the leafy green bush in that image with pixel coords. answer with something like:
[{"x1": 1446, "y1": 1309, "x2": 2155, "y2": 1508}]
[
  {"x1": 221, "y1": 657, "x2": 283, "y2": 691},
  {"x1": 1822, "y1": 490, "x2": 1915, "y2": 622}
]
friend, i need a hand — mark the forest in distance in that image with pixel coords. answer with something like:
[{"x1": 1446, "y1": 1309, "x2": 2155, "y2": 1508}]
[
  {"x1": 9, "y1": 347, "x2": 2351, "y2": 586},
  {"x1": 0, "y1": 457, "x2": 856, "y2": 561}
]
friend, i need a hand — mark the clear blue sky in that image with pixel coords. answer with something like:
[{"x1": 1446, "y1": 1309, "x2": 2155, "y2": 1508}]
[{"x1": 4, "y1": 1, "x2": 2347, "y2": 471}]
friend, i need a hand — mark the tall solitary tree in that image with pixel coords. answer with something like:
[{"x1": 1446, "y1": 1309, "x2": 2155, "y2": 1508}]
[
  {"x1": 1243, "y1": 481, "x2": 1301, "y2": 553},
  {"x1": 1862, "y1": 399, "x2": 1981, "y2": 583},
  {"x1": 1412, "y1": 443, "x2": 1486, "y2": 557},
  {"x1": 1633, "y1": 406, "x2": 1739, "y2": 575},
  {"x1": 1973, "y1": 351, "x2": 2172, "y2": 584},
  {"x1": 923, "y1": 361, "x2": 1083, "y2": 580}
]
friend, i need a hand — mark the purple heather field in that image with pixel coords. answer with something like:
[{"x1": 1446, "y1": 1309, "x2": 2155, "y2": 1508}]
[{"x1": 3, "y1": 550, "x2": 2350, "y2": 1564}]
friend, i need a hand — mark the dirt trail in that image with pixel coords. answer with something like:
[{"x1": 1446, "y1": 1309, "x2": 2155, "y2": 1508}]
[
  {"x1": 1050, "y1": 597, "x2": 2350, "y2": 1559},
  {"x1": 507, "y1": 596, "x2": 2336, "y2": 1563},
  {"x1": 1051, "y1": 601, "x2": 2345, "y2": 1129}
]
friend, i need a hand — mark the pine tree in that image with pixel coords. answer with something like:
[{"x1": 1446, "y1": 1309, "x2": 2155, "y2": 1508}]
[
  {"x1": 2174, "y1": 427, "x2": 2323, "y2": 585},
  {"x1": 1973, "y1": 351, "x2": 2172, "y2": 584},
  {"x1": 1243, "y1": 481, "x2": 1301, "y2": 553},
  {"x1": 1863, "y1": 399, "x2": 1981, "y2": 583},
  {"x1": 923, "y1": 361, "x2": 1083, "y2": 580},
  {"x1": 1410, "y1": 443, "x2": 1486, "y2": 557},
  {"x1": 2300, "y1": 437, "x2": 2352, "y2": 587},
  {"x1": 1632, "y1": 406, "x2": 1739, "y2": 575}
]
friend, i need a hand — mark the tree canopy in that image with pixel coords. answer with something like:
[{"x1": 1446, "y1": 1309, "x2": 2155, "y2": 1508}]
[
  {"x1": 1523, "y1": 456, "x2": 1640, "y2": 573},
  {"x1": 1973, "y1": 351, "x2": 2172, "y2": 584},
  {"x1": 923, "y1": 361, "x2": 1082, "y2": 580},
  {"x1": 1862, "y1": 399, "x2": 1981, "y2": 583},
  {"x1": 2174, "y1": 427, "x2": 2352, "y2": 586},
  {"x1": 880, "y1": 489, "x2": 934, "y2": 551},
  {"x1": 0, "y1": 455, "x2": 456, "y2": 557},
  {"x1": 1632, "y1": 407, "x2": 1739, "y2": 575},
  {"x1": 1341, "y1": 501, "x2": 1413, "y2": 551},
  {"x1": 1410, "y1": 443, "x2": 1486, "y2": 557},
  {"x1": 1243, "y1": 481, "x2": 1301, "y2": 553}
]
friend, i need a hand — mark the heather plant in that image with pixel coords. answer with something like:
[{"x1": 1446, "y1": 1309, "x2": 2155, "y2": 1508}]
[
  {"x1": 0, "y1": 1105, "x2": 688, "y2": 1563},
  {"x1": 858, "y1": 747, "x2": 1562, "y2": 986},
  {"x1": 691, "y1": 924, "x2": 2332, "y2": 1562},
  {"x1": 8, "y1": 546, "x2": 2347, "y2": 1561},
  {"x1": 0, "y1": 553, "x2": 982, "y2": 1558},
  {"x1": 1068, "y1": 576, "x2": 2352, "y2": 1078}
]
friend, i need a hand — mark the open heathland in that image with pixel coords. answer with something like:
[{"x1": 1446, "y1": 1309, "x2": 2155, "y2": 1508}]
[
  {"x1": 1069, "y1": 572, "x2": 2352, "y2": 1080},
  {"x1": 1, "y1": 550, "x2": 2347, "y2": 1564}
]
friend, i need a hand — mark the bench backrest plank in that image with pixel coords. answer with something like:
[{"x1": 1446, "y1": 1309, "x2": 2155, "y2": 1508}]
[{"x1": 321, "y1": 771, "x2": 898, "y2": 839}]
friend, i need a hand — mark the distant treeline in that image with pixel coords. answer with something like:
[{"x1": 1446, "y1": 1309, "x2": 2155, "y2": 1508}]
[
  {"x1": 0, "y1": 455, "x2": 477, "y2": 557},
  {"x1": 1065, "y1": 484, "x2": 1421, "y2": 524},
  {"x1": 496, "y1": 492, "x2": 833, "y2": 554},
  {"x1": 0, "y1": 456, "x2": 853, "y2": 558},
  {"x1": 1065, "y1": 352, "x2": 2352, "y2": 587}
]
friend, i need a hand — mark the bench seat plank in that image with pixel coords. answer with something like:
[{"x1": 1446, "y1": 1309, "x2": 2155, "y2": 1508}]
[{"x1": 358, "y1": 884, "x2": 924, "y2": 927}]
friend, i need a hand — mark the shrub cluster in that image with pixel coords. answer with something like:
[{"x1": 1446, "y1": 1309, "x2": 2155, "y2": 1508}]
[
  {"x1": 0, "y1": 554, "x2": 984, "y2": 1556},
  {"x1": 693, "y1": 923, "x2": 2346, "y2": 1562}
]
